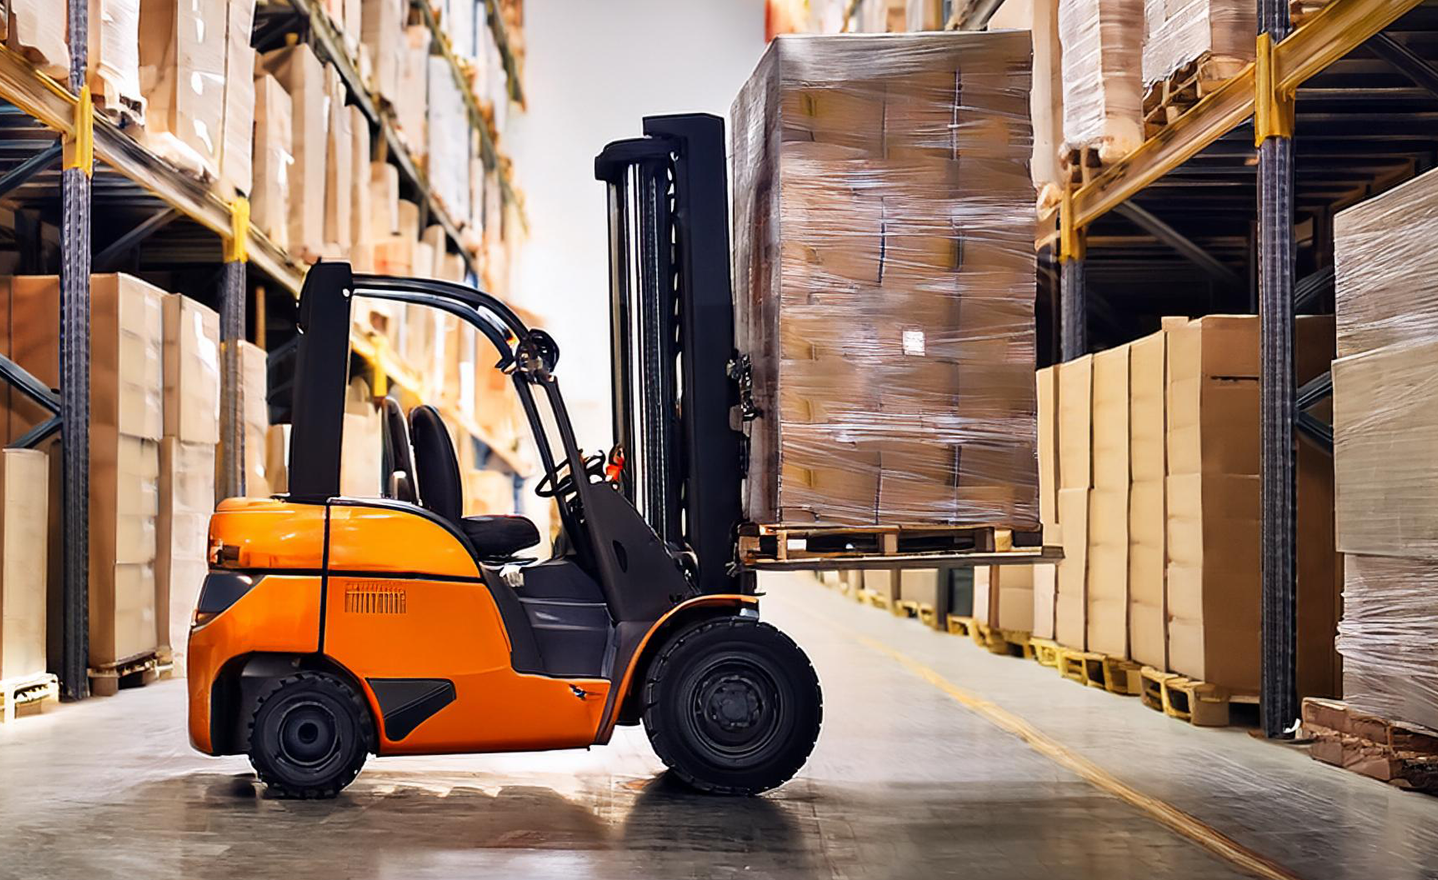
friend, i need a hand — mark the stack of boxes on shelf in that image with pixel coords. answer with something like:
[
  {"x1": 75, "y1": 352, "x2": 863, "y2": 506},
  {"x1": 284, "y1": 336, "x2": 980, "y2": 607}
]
[
  {"x1": 730, "y1": 31, "x2": 1040, "y2": 530},
  {"x1": 8, "y1": 0, "x2": 526, "y2": 298},
  {"x1": 1332, "y1": 166, "x2": 1438, "y2": 732},
  {"x1": 1034, "y1": 318, "x2": 1341, "y2": 698}
]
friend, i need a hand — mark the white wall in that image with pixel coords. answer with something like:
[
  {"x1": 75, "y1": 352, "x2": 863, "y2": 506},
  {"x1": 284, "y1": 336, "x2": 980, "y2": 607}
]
[{"x1": 508, "y1": 0, "x2": 768, "y2": 451}]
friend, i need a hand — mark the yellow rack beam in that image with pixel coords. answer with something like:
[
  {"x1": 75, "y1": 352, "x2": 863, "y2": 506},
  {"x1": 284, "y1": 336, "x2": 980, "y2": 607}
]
[{"x1": 1067, "y1": 0, "x2": 1425, "y2": 233}]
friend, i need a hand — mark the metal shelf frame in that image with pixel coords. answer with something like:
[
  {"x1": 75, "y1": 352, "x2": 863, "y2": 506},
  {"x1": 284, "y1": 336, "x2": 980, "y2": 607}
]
[{"x1": 1054, "y1": 0, "x2": 1435, "y2": 737}]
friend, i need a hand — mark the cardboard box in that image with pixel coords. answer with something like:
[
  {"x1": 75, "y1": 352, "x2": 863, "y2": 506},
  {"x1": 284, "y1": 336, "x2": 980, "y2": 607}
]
[
  {"x1": 1055, "y1": 486, "x2": 1089, "y2": 648},
  {"x1": 156, "y1": 437, "x2": 214, "y2": 673},
  {"x1": 259, "y1": 44, "x2": 327, "y2": 261},
  {"x1": 161, "y1": 294, "x2": 220, "y2": 445},
  {"x1": 1059, "y1": 0, "x2": 1143, "y2": 161},
  {"x1": 427, "y1": 55, "x2": 472, "y2": 222},
  {"x1": 732, "y1": 32, "x2": 1038, "y2": 528},
  {"x1": 251, "y1": 74, "x2": 293, "y2": 250},
  {"x1": 1338, "y1": 554, "x2": 1438, "y2": 731},
  {"x1": 1086, "y1": 346, "x2": 1129, "y2": 657},
  {"x1": 139, "y1": 0, "x2": 228, "y2": 179},
  {"x1": 10, "y1": 0, "x2": 70, "y2": 80},
  {"x1": 1057, "y1": 354, "x2": 1092, "y2": 490},
  {"x1": 240, "y1": 342, "x2": 269, "y2": 497},
  {"x1": 898, "y1": 568, "x2": 942, "y2": 611},
  {"x1": 341, "y1": 408, "x2": 383, "y2": 498},
  {"x1": 1036, "y1": 366, "x2": 1059, "y2": 530},
  {"x1": 370, "y1": 162, "x2": 401, "y2": 239},
  {"x1": 362, "y1": 0, "x2": 407, "y2": 101},
  {"x1": 1127, "y1": 329, "x2": 1167, "y2": 668},
  {"x1": 974, "y1": 565, "x2": 1034, "y2": 632},
  {"x1": 1142, "y1": 0, "x2": 1254, "y2": 86},
  {"x1": 325, "y1": 64, "x2": 353, "y2": 256},
  {"x1": 219, "y1": 0, "x2": 257, "y2": 196},
  {"x1": 393, "y1": 26, "x2": 432, "y2": 160},
  {"x1": 0, "y1": 449, "x2": 48, "y2": 682},
  {"x1": 1032, "y1": 561, "x2": 1058, "y2": 640},
  {"x1": 350, "y1": 106, "x2": 374, "y2": 250}
]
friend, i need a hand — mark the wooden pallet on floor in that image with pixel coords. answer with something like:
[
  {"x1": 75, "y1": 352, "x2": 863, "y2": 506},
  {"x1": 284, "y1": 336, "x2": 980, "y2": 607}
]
[
  {"x1": 1139, "y1": 666, "x2": 1255, "y2": 726},
  {"x1": 1142, "y1": 53, "x2": 1249, "y2": 138},
  {"x1": 737, "y1": 523, "x2": 1041, "y2": 565},
  {"x1": 945, "y1": 615, "x2": 976, "y2": 638},
  {"x1": 1057, "y1": 648, "x2": 1104, "y2": 687},
  {"x1": 1055, "y1": 649, "x2": 1141, "y2": 694},
  {"x1": 971, "y1": 621, "x2": 1033, "y2": 659},
  {"x1": 89, "y1": 651, "x2": 166, "y2": 697},
  {"x1": 1301, "y1": 698, "x2": 1438, "y2": 793},
  {"x1": 1, "y1": 672, "x2": 58, "y2": 723},
  {"x1": 1030, "y1": 637, "x2": 1061, "y2": 668},
  {"x1": 893, "y1": 599, "x2": 921, "y2": 619},
  {"x1": 857, "y1": 590, "x2": 892, "y2": 612},
  {"x1": 916, "y1": 603, "x2": 938, "y2": 629}
]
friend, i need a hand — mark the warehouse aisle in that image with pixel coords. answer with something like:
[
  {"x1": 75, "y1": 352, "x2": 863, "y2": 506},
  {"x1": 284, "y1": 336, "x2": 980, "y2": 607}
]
[{"x1": 1, "y1": 575, "x2": 1434, "y2": 880}]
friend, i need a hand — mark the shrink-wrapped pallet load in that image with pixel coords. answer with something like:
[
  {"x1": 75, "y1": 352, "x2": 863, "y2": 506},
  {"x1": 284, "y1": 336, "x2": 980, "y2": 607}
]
[
  {"x1": 139, "y1": 0, "x2": 228, "y2": 179},
  {"x1": 1058, "y1": 0, "x2": 1143, "y2": 164},
  {"x1": 219, "y1": 0, "x2": 257, "y2": 197},
  {"x1": 252, "y1": 75, "x2": 294, "y2": 251},
  {"x1": 88, "y1": 0, "x2": 146, "y2": 122},
  {"x1": 260, "y1": 44, "x2": 328, "y2": 262},
  {"x1": 363, "y1": 0, "x2": 407, "y2": 101},
  {"x1": 8, "y1": 0, "x2": 69, "y2": 79},
  {"x1": 370, "y1": 162, "x2": 402, "y2": 240},
  {"x1": 731, "y1": 32, "x2": 1038, "y2": 529},
  {"x1": 350, "y1": 106, "x2": 375, "y2": 255},
  {"x1": 394, "y1": 26, "x2": 433, "y2": 161},
  {"x1": 325, "y1": 65, "x2": 354, "y2": 257},
  {"x1": 427, "y1": 57, "x2": 473, "y2": 223},
  {"x1": 1332, "y1": 165, "x2": 1438, "y2": 728},
  {"x1": 991, "y1": 0, "x2": 1066, "y2": 210},
  {"x1": 1141, "y1": 0, "x2": 1254, "y2": 87}
]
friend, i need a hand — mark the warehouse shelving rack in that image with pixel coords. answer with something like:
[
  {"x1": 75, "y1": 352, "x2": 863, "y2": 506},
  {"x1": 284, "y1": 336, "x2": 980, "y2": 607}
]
[
  {"x1": 0, "y1": 0, "x2": 529, "y2": 700},
  {"x1": 1050, "y1": 0, "x2": 1434, "y2": 736}
]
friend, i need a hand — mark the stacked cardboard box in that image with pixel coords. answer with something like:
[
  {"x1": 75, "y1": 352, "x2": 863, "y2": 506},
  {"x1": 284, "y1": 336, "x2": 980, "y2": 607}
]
[
  {"x1": 1087, "y1": 346, "x2": 1130, "y2": 657},
  {"x1": 394, "y1": 26, "x2": 433, "y2": 161},
  {"x1": 8, "y1": 276, "x2": 165, "y2": 673},
  {"x1": 1332, "y1": 166, "x2": 1438, "y2": 729},
  {"x1": 1058, "y1": 0, "x2": 1143, "y2": 162},
  {"x1": 8, "y1": 0, "x2": 70, "y2": 79},
  {"x1": 427, "y1": 53, "x2": 473, "y2": 232},
  {"x1": 325, "y1": 65, "x2": 354, "y2": 258},
  {"x1": 219, "y1": 0, "x2": 257, "y2": 196},
  {"x1": 0, "y1": 449, "x2": 49, "y2": 685},
  {"x1": 1127, "y1": 329, "x2": 1168, "y2": 669},
  {"x1": 1142, "y1": 0, "x2": 1254, "y2": 86},
  {"x1": 363, "y1": 0, "x2": 408, "y2": 100},
  {"x1": 975, "y1": 566, "x2": 1034, "y2": 633},
  {"x1": 157, "y1": 294, "x2": 219, "y2": 673},
  {"x1": 1054, "y1": 355, "x2": 1091, "y2": 648},
  {"x1": 89, "y1": 0, "x2": 146, "y2": 121},
  {"x1": 731, "y1": 31, "x2": 1038, "y2": 528},
  {"x1": 1032, "y1": 367, "x2": 1060, "y2": 639},
  {"x1": 240, "y1": 342, "x2": 270, "y2": 497},
  {"x1": 260, "y1": 44, "x2": 328, "y2": 262}
]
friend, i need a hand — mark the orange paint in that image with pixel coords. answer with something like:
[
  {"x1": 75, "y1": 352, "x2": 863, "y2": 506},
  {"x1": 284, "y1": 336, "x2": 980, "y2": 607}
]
[
  {"x1": 327, "y1": 503, "x2": 479, "y2": 578},
  {"x1": 209, "y1": 498, "x2": 326, "y2": 571},
  {"x1": 325, "y1": 573, "x2": 608, "y2": 754},
  {"x1": 187, "y1": 574, "x2": 323, "y2": 754}
]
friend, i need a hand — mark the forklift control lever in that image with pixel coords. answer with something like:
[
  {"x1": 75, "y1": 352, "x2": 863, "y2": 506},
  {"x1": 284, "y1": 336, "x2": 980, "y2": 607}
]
[{"x1": 534, "y1": 452, "x2": 608, "y2": 498}]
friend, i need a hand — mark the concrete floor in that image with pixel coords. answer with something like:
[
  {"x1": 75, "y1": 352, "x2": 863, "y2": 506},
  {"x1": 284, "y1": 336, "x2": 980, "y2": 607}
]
[{"x1": 3, "y1": 574, "x2": 1437, "y2": 880}]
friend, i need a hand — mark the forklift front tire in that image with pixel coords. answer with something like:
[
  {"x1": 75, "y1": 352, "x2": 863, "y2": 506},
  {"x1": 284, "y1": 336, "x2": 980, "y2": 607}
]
[
  {"x1": 642, "y1": 616, "x2": 822, "y2": 796},
  {"x1": 247, "y1": 671, "x2": 374, "y2": 799}
]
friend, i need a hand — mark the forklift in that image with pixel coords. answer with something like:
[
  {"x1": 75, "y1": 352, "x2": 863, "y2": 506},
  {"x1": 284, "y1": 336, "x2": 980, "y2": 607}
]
[{"x1": 187, "y1": 115, "x2": 825, "y2": 798}]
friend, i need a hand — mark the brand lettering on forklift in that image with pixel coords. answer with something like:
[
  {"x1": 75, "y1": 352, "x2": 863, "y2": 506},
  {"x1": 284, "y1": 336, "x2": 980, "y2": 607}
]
[{"x1": 344, "y1": 582, "x2": 408, "y2": 615}]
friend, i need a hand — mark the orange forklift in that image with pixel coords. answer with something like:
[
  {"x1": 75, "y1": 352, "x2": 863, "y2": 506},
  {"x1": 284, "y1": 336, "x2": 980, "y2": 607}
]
[{"x1": 188, "y1": 116, "x2": 823, "y2": 798}]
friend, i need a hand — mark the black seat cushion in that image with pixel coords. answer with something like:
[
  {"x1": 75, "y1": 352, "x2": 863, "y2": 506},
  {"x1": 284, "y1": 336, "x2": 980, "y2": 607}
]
[
  {"x1": 380, "y1": 398, "x2": 417, "y2": 503},
  {"x1": 409, "y1": 404, "x2": 463, "y2": 522},
  {"x1": 461, "y1": 515, "x2": 541, "y2": 559}
]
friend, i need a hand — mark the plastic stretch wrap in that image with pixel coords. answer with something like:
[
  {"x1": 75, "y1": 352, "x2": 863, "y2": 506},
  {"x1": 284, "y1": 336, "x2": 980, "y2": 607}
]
[
  {"x1": 89, "y1": 0, "x2": 146, "y2": 120},
  {"x1": 1058, "y1": 0, "x2": 1143, "y2": 160},
  {"x1": 731, "y1": 32, "x2": 1039, "y2": 528},
  {"x1": 8, "y1": 0, "x2": 70, "y2": 79},
  {"x1": 139, "y1": 0, "x2": 229, "y2": 179},
  {"x1": 220, "y1": 0, "x2": 257, "y2": 196},
  {"x1": 427, "y1": 56, "x2": 473, "y2": 222},
  {"x1": 1337, "y1": 555, "x2": 1438, "y2": 732},
  {"x1": 1334, "y1": 165, "x2": 1438, "y2": 360},
  {"x1": 1141, "y1": 0, "x2": 1254, "y2": 85}
]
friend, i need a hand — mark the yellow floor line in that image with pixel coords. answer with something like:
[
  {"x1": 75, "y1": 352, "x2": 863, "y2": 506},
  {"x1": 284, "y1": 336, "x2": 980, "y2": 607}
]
[{"x1": 814, "y1": 603, "x2": 1302, "y2": 880}]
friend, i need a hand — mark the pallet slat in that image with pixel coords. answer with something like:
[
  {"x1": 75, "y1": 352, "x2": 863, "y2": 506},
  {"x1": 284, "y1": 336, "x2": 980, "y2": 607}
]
[
  {"x1": 739, "y1": 523, "x2": 1044, "y2": 565},
  {"x1": 1302, "y1": 698, "x2": 1438, "y2": 792}
]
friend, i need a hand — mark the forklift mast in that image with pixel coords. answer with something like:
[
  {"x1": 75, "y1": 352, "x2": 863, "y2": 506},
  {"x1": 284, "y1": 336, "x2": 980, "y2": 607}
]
[{"x1": 594, "y1": 114, "x2": 745, "y2": 595}]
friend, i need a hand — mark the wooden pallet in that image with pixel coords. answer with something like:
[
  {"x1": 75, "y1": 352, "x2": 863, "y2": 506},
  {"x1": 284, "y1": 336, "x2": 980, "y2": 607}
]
[
  {"x1": 1030, "y1": 637, "x2": 1062, "y2": 668},
  {"x1": 1060, "y1": 145, "x2": 1106, "y2": 187},
  {"x1": 945, "y1": 615, "x2": 976, "y2": 638},
  {"x1": 917, "y1": 603, "x2": 938, "y2": 629},
  {"x1": 738, "y1": 523, "x2": 1040, "y2": 565},
  {"x1": 971, "y1": 621, "x2": 1034, "y2": 659},
  {"x1": 858, "y1": 589, "x2": 892, "y2": 612},
  {"x1": 1, "y1": 672, "x2": 58, "y2": 723},
  {"x1": 1302, "y1": 698, "x2": 1438, "y2": 793},
  {"x1": 89, "y1": 652, "x2": 168, "y2": 697},
  {"x1": 1056, "y1": 649, "x2": 1141, "y2": 694},
  {"x1": 1142, "y1": 53, "x2": 1250, "y2": 138},
  {"x1": 1139, "y1": 666, "x2": 1255, "y2": 726},
  {"x1": 893, "y1": 599, "x2": 921, "y2": 619}
]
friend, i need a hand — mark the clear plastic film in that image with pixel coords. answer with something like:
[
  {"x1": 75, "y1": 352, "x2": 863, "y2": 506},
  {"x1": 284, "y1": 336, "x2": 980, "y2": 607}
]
[
  {"x1": 1334, "y1": 165, "x2": 1438, "y2": 359},
  {"x1": 252, "y1": 75, "x2": 294, "y2": 251},
  {"x1": 426, "y1": 56, "x2": 472, "y2": 222},
  {"x1": 90, "y1": 0, "x2": 146, "y2": 121},
  {"x1": 8, "y1": 0, "x2": 70, "y2": 80},
  {"x1": 1141, "y1": 0, "x2": 1255, "y2": 85},
  {"x1": 1336, "y1": 555, "x2": 1438, "y2": 731},
  {"x1": 1057, "y1": 0, "x2": 1143, "y2": 161},
  {"x1": 221, "y1": 0, "x2": 258, "y2": 195},
  {"x1": 731, "y1": 32, "x2": 1039, "y2": 528},
  {"x1": 138, "y1": 0, "x2": 229, "y2": 179}
]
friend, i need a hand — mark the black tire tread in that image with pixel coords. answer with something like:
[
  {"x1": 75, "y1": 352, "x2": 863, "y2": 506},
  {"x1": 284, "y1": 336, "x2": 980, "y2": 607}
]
[
  {"x1": 641, "y1": 616, "x2": 822, "y2": 796},
  {"x1": 247, "y1": 671, "x2": 373, "y2": 799}
]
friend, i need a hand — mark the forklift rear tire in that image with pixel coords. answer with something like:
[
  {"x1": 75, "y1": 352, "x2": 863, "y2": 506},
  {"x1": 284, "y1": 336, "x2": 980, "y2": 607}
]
[
  {"x1": 248, "y1": 672, "x2": 374, "y2": 799},
  {"x1": 642, "y1": 616, "x2": 822, "y2": 796}
]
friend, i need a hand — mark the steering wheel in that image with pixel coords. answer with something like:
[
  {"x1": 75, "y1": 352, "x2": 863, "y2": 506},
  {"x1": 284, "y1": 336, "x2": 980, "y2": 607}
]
[{"x1": 535, "y1": 452, "x2": 607, "y2": 498}]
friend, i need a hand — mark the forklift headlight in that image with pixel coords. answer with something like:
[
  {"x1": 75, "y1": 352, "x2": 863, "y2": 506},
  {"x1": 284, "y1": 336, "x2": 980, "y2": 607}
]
[{"x1": 192, "y1": 573, "x2": 260, "y2": 628}]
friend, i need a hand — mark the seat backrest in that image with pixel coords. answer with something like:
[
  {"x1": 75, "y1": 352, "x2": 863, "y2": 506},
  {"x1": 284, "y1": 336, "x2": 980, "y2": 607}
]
[
  {"x1": 409, "y1": 404, "x2": 463, "y2": 522},
  {"x1": 380, "y1": 398, "x2": 417, "y2": 503}
]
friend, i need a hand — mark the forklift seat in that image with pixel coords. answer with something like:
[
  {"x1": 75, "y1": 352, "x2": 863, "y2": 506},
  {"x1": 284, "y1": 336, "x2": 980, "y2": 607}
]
[
  {"x1": 408, "y1": 405, "x2": 540, "y2": 560},
  {"x1": 380, "y1": 398, "x2": 418, "y2": 503}
]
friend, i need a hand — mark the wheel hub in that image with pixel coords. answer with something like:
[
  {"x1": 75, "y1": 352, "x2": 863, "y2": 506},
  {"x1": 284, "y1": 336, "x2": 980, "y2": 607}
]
[
  {"x1": 705, "y1": 675, "x2": 763, "y2": 731},
  {"x1": 278, "y1": 702, "x2": 340, "y2": 768}
]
